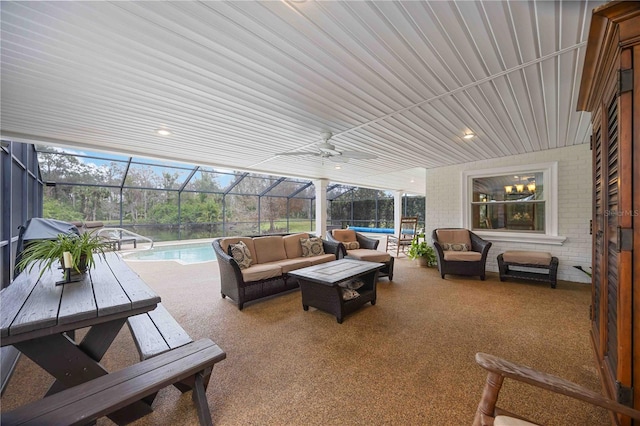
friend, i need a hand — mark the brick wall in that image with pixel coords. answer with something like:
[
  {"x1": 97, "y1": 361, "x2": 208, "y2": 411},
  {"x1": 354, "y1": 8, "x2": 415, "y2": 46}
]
[{"x1": 425, "y1": 144, "x2": 592, "y2": 283}]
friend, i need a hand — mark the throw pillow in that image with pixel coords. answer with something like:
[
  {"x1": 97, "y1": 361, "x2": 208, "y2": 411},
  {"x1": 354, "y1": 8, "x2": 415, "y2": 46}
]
[
  {"x1": 339, "y1": 279, "x2": 365, "y2": 290},
  {"x1": 343, "y1": 241, "x2": 360, "y2": 250},
  {"x1": 300, "y1": 237, "x2": 325, "y2": 257},
  {"x1": 442, "y1": 242, "x2": 469, "y2": 252},
  {"x1": 341, "y1": 288, "x2": 360, "y2": 301},
  {"x1": 229, "y1": 241, "x2": 253, "y2": 269}
]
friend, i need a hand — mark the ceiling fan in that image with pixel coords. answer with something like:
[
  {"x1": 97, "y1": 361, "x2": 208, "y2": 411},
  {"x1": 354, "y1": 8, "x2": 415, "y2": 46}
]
[{"x1": 275, "y1": 131, "x2": 378, "y2": 163}]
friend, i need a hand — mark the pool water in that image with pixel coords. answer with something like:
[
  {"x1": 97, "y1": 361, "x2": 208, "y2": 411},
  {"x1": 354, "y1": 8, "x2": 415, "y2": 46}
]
[{"x1": 125, "y1": 242, "x2": 215, "y2": 264}]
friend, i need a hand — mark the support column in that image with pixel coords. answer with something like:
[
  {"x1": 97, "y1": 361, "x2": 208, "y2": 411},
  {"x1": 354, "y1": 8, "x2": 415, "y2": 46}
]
[
  {"x1": 394, "y1": 190, "x2": 403, "y2": 234},
  {"x1": 314, "y1": 179, "x2": 329, "y2": 238}
]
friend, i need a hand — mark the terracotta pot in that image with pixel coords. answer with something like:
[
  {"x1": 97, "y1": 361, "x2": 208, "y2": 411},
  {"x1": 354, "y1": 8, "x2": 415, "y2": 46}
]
[{"x1": 415, "y1": 256, "x2": 428, "y2": 267}]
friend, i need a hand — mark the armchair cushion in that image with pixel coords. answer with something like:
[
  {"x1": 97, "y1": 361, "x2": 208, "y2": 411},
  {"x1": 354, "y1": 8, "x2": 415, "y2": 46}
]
[
  {"x1": 300, "y1": 237, "x2": 325, "y2": 257},
  {"x1": 332, "y1": 229, "x2": 357, "y2": 243},
  {"x1": 435, "y1": 229, "x2": 472, "y2": 248},
  {"x1": 443, "y1": 251, "x2": 481, "y2": 262},
  {"x1": 494, "y1": 416, "x2": 536, "y2": 426},
  {"x1": 346, "y1": 248, "x2": 390, "y2": 263}
]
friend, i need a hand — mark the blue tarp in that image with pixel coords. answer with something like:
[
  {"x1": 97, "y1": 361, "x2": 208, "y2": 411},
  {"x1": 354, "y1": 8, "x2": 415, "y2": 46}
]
[
  {"x1": 347, "y1": 226, "x2": 395, "y2": 234},
  {"x1": 347, "y1": 226, "x2": 418, "y2": 235}
]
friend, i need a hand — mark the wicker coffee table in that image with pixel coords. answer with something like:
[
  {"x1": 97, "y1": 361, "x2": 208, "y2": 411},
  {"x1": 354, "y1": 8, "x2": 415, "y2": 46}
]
[{"x1": 288, "y1": 259, "x2": 384, "y2": 323}]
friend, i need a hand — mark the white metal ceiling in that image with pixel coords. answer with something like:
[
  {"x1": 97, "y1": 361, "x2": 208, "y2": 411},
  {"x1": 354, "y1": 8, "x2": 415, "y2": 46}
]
[{"x1": 0, "y1": 1, "x2": 601, "y2": 194}]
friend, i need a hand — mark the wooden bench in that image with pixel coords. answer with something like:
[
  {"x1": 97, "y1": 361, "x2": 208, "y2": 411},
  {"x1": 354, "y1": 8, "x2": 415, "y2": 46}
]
[
  {"x1": 127, "y1": 303, "x2": 196, "y2": 400},
  {"x1": 2, "y1": 338, "x2": 226, "y2": 426},
  {"x1": 127, "y1": 303, "x2": 193, "y2": 360},
  {"x1": 498, "y1": 251, "x2": 559, "y2": 288}
]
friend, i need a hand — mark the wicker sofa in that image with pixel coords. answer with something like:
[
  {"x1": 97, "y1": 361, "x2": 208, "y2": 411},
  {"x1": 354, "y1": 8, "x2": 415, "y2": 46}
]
[{"x1": 212, "y1": 233, "x2": 341, "y2": 310}]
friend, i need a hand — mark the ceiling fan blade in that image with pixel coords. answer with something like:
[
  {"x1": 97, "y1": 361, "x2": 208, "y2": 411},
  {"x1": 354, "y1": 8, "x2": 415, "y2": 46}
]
[
  {"x1": 275, "y1": 151, "x2": 320, "y2": 157},
  {"x1": 340, "y1": 151, "x2": 378, "y2": 160},
  {"x1": 329, "y1": 155, "x2": 349, "y2": 163},
  {"x1": 317, "y1": 146, "x2": 341, "y2": 156}
]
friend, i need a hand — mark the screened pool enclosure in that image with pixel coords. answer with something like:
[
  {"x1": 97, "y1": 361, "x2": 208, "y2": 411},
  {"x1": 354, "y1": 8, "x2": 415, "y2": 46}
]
[{"x1": 35, "y1": 146, "x2": 425, "y2": 242}]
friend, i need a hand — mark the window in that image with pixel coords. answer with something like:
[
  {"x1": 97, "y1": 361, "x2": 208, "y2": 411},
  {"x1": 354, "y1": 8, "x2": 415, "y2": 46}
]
[
  {"x1": 462, "y1": 163, "x2": 565, "y2": 245},
  {"x1": 472, "y1": 171, "x2": 544, "y2": 232}
]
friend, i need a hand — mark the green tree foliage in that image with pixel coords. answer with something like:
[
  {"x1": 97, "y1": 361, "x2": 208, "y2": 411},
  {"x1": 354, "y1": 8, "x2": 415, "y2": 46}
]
[
  {"x1": 37, "y1": 148, "x2": 424, "y2": 237},
  {"x1": 43, "y1": 199, "x2": 83, "y2": 222}
]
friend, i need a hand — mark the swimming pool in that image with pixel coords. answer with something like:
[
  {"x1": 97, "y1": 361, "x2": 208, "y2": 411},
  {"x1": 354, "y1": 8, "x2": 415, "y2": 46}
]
[{"x1": 124, "y1": 242, "x2": 216, "y2": 264}]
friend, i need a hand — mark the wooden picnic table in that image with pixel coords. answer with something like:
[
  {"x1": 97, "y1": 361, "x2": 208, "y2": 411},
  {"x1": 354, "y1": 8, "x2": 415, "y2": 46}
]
[{"x1": 1, "y1": 251, "x2": 161, "y2": 423}]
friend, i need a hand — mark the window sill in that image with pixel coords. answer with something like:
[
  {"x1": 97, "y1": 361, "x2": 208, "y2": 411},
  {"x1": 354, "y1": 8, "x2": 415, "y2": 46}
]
[{"x1": 473, "y1": 231, "x2": 566, "y2": 246}]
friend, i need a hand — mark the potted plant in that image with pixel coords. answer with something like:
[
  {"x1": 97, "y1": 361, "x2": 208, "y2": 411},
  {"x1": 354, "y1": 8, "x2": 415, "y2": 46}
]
[
  {"x1": 17, "y1": 232, "x2": 109, "y2": 278},
  {"x1": 407, "y1": 234, "x2": 437, "y2": 267}
]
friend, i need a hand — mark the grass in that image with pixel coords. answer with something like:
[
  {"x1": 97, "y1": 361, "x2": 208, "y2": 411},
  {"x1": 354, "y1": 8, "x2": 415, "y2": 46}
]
[{"x1": 259, "y1": 220, "x2": 313, "y2": 233}]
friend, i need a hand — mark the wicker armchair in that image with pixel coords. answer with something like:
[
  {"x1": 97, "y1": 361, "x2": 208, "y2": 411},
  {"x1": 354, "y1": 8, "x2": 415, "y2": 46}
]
[
  {"x1": 431, "y1": 228, "x2": 491, "y2": 280},
  {"x1": 326, "y1": 229, "x2": 394, "y2": 280}
]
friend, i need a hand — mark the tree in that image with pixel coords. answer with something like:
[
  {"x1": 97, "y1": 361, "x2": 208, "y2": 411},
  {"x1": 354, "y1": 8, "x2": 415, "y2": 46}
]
[{"x1": 43, "y1": 199, "x2": 83, "y2": 222}]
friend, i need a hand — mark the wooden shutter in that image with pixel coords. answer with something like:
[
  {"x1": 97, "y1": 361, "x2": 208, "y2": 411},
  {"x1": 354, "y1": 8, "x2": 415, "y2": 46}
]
[
  {"x1": 591, "y1": 124, "x2": 603, "y2": 348},
  {"x1": 605, "y1": 93, "x2": 619, "y2": 378}
]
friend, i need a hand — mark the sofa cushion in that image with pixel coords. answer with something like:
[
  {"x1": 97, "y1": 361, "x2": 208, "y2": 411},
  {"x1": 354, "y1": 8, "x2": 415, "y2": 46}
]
[
  {"x1": 300, "y1": 237, "x2": 325, "y2": 257},
  {"x1": 240, "y1": 263, "x2": 282, "y2": 282},
  {"x1": 269, "y1": 258, "x2": 312, "y2": 273},
  {"x1": 219, "y1": 237, "x2": 257, "y2": 261},
  {"x1": 443, "y1": 251, "x2": 482, "y2": 262},
  {"x1": 229, "y1": 241, "x2": 253, "y2": 269},
  {"x1": 253, "y1": 236, "x2": 287, "y2": 264},
  {"x1": 332, "y1": 229, "x2": 357, "y2": 243},
  {"x1": 436, "y1": 229, "x2": 472, "y2": 249},
  {"x1": 442, "y1": 242, "x2": 470, "y2": 252},
  {"x1": 345, "y1": 249, "x2": 390, "y2": 263},
  {"x1": 283, "y1": 233, "x2": 310, "y2": 259},
  {"x1": 308, "y1": 253, "x2": 336, "y2": 266},
  {"x1": 503, "y1": 250, "x2": 552, "y2": 266},
  {"x1": 343, "y1": 241, "x2": 360, "y2": 250}
]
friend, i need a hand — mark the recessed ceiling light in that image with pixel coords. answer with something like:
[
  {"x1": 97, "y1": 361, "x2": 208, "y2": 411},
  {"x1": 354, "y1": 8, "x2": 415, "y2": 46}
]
[
  {"x1": 335, "y1": 165, "x2": 341, "y2": 170},
  {"x1": 156, "y1": 129, "x2": 172, "y2": 136},
  {"x1": 463, "y1": 132, "x2": 475, "y2": 140},
  {"x1": 410, "y1": 179, "x2": 415, "y2": 183}
]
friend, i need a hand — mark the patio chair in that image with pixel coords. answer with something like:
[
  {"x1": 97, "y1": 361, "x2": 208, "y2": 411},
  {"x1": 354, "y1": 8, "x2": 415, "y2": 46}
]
[
  {"x1": 473, "y1": 352, "x2": 640, "y2": 425},
  {"x1": 432, "y1": 228, "x2": 491, "y2": 280},
  {"x1": 385, "y1": 216, "x2": 418, "y2": 257},
  {"x1": 327, "y1": 229, "x2": 394, "y2": 280}
]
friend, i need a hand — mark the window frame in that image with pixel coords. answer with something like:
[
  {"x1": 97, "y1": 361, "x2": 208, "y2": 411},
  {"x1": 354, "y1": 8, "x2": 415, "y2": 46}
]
[{"x1": 461, "y1": 162, "x2": 566, "y2": 245}]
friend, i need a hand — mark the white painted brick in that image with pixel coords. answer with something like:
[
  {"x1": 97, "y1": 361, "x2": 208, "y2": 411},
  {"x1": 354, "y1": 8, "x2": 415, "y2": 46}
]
[{"x1": 425, "y1": 144, "x2": 592, "y2": 284}]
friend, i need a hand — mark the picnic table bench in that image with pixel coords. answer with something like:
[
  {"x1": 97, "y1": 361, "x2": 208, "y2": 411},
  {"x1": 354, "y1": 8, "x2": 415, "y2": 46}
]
[
  {"x1": 127, "y1": 303, "x2": 193, "y2": 360},
  {"x1": 2, "y1": 338, "x2": 226, "y2": 426}
]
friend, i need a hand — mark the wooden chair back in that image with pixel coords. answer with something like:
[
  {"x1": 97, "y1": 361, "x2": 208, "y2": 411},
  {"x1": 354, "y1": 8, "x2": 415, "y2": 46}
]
[{"x1": 386, "y1": 217, "x2": 418, "y2": 256}]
